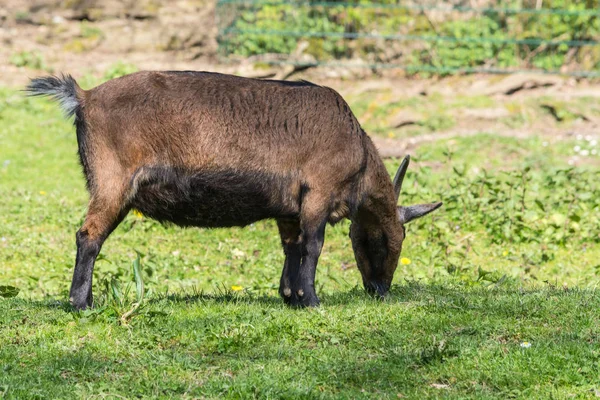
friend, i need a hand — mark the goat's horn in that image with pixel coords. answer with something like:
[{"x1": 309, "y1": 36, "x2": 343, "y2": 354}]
[{"x1": 393, "y1": 155, "x2": 410, "y2": 201}]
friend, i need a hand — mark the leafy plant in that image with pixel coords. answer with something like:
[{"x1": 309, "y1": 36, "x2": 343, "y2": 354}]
[
  {"x1": 0, "y1": 285, "x2": 19, "y2": 298},
  {"x1": 63, "y1": 21, "x2": 105, "y2": 53},
  {"x1": 103, "y1": 62, "x2": 138, "y2": 80},
  {"x1": 92, "y1": 251, "x2": 149, "y2": 323},
  {"x1": 9, "y1": 51, "x2": 48, "y2": 71},
  {"x1": 220, "y1": 0, "x2": 600, "y2": 75}
]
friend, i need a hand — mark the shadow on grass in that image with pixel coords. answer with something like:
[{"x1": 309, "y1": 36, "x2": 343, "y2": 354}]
[{"x1": 8, "y1": 279, "x2": 599, "y2": 314}]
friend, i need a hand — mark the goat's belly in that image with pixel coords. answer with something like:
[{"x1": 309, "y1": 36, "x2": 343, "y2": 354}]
[{"x1": 129, "y1": 167, "x2": 298, "y2": 228}]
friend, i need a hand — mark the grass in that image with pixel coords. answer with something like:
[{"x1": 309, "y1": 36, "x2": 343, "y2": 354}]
[
  {"x1": 1, "y1": 82, "x2": 600, "y2": 399},
  {"x1": 3, "y1": 285, "x2": 600, "y2": 399}
]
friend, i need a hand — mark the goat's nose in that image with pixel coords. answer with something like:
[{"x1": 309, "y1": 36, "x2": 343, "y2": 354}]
[{"x1": 365, "y1": 280, "x2": 390, "y2": 298}]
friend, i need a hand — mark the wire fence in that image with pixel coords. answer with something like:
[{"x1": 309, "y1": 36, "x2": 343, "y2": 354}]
[{"x1": 216, "y1": 0, "x2": 600, "y2": 76}]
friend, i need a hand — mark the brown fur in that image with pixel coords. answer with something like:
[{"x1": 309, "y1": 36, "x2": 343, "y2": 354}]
[{"x1": 26, "y1": 70, "x2": 441, "y2": 309}]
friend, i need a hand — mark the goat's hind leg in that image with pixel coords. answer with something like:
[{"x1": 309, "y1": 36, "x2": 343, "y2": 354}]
[
  {"x1": 69, "y1": 186, "x2": 129, "y2": 310},
  {"x1": 277, "y1": 219, "x2": 302, "y2": 303}
]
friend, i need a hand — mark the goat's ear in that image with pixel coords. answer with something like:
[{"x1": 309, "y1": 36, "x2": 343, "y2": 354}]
[{"x1": 398, "y1": 202, "x2": 442, "y2": 224}]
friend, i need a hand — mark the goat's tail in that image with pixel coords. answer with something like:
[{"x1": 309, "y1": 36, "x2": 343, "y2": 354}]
[{"x1": 25, "y1": 74, "x2": 85, "y2": 119}]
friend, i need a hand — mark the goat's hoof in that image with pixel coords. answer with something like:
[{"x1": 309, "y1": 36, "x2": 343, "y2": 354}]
[
  {"x1": 280, "y1": 287, "x2": 292, "y2": 298},
  {"x1": 69, "y1": 296, "x2": 92, "y2": 311},
  {"x1": 282, "y1": 288, "x2": 320, "y2": 308}
]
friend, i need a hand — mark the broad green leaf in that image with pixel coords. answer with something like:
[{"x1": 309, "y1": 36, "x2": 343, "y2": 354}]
[
  {"x1": 133, "y1": 253, "x2": 145, "y2": 303},
  {"x1": 0, "y1": 285, "x2": 19, "y2": 298}
]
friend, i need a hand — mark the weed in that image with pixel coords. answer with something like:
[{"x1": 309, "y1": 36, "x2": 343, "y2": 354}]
[
  {"x1": 80, "y1": 22, "x2": 104, "y2": 40},
  {"x1": 103, "y1": 62, "x2": 138, "y2": 80},
  {"x1": 9, "y1": 51, "x2": 48, "y2": 71},
  {"x1": 63, "y1": 21, "x2": 105, "y2": 53}
]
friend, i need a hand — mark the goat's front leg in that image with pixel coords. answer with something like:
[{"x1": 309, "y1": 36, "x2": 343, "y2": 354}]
[{"x1": 287, "y1": 200, "x2": 328, "y2": 308}]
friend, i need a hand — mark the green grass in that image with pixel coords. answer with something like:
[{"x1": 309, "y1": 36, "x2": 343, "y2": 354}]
[
  {"x1": 1, "y1": 85, "x2": 600, "y2": 398},
  {"x1": 3, "y1": 285, "x2": 600, "y2": 399}
]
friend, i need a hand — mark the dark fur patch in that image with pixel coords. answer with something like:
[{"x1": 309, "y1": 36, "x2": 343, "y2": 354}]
[
  {"x1": 366, "y1": 232, "x2": 389, "y2": 273},
  {"x1": 130, "y1": 167, "x2": 300, "y2": 228},
  {"x1": 74, "y1": 108, "x2": 93, "y2": 190}
]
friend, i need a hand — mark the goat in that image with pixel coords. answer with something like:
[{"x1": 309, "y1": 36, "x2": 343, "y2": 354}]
[{"x1": 26, "y1": 71, "x2": 442, "y2": 310}]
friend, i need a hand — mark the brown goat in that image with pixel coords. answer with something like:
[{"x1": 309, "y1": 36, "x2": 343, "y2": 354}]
[{"x1": 27, "y1": 71, "x2": 441, "y2": 309}]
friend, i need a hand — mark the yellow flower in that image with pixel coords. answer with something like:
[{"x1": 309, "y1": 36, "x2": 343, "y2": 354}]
[
  {"x1": 39, "y1": 191, "x2": 46, "y2": 195},
  {"x1": 502, "y1": 250, "x2": 509, "y2": 257},
  {"x1": 400, "y1": 257, "x2": 411, "y2": 265},
  {"x1": 132, "y1": 209, "x2": 144, "y2": 218},
  {"x1": 231, "y1": 285, "x2": 243, "y2": 291}
]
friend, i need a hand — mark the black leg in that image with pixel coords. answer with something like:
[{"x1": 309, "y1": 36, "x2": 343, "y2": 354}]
[
  {"x1": 277, "y1": 219, "x2": 302, "y2": 303},
  {"x1": 287, "y1": 219, "x2": 326, "y2": 307},
  {"x1": 281, "y1": 191, "x2": 329, "y2": 307},
  {"x1": 69, "y1": 192, "x2": 128, "y2": 310},
  {"x1": 69, "y1": 229, "x2": 102, "y2": 309}
]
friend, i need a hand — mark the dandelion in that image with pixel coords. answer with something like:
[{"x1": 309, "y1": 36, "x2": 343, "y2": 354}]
[
  {"x1": 132, "y1": 209, "x2": 144, "y2": 218},
  {"x1": 581, "y1": 149, "x2": 590, "y2": 157},
  {"x1": 592, "y1": 149, "x2": 598, "y2": 155},
  {"x1": 591, "y1": 140, "x2": 597, "y2": 147},
  {"x1": 520, "y1": 341, "x2": 532, "y2": 348},
  {"x1": 574, "y1": 145, "x2": 581, "y2": 153},
  {"x1": 502, "y1": 250, "x2": 509, "y2": 257},
  {"x1": 400, "y1": 257, "x2": 411, "y2": 265},
  {"x1": 387, "y1": 132, "x2": 394, "y2": 138},
  {"x1": 231, "y1": 285, "x2": 243, "y2": 291},
  {"x1": 39, "y1": 191, "x2": 46, "y2": 195}
]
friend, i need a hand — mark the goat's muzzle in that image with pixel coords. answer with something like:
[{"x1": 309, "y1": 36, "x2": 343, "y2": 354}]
[{"x1": 365, "y1": 280, "x2": 390, "y2": 299}]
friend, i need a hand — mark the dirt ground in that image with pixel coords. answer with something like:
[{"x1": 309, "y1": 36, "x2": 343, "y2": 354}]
[{"x1": 2, "y1": 0, "x2": 599, "y2": 157}]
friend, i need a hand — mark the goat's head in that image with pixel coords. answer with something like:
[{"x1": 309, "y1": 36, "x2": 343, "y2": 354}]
[{"x1": 349, "y1": 155, "x2": 442, "y2": 298}]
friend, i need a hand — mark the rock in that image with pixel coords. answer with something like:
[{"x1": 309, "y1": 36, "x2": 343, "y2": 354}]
[
  {"x1": 479, "y1": 73, "x2": 564, "y2": 96},
  {"x1": 388, "y1": 109, "x2": 422, "y2": 128},
  {"x1": 462, "y1": 107, "x2": 510, "y2": 119}
]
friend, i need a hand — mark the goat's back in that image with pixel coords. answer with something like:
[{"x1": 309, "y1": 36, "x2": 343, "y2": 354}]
[{"x1": 84, "y1": 71, "x2": 365, "y2": 175}]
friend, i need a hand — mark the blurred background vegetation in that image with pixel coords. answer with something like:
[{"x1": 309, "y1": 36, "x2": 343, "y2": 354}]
[
  {"x1": 1, "y1": 0, "x2": 599, "y2": 82},
  {"x1": 218, "y1": 0, "x2": 600, "y2": 76}
]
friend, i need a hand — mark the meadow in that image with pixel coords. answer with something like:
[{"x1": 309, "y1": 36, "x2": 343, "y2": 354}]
[{"x1": 1, "y1": 76, "x2": 600, "y2": 399}]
